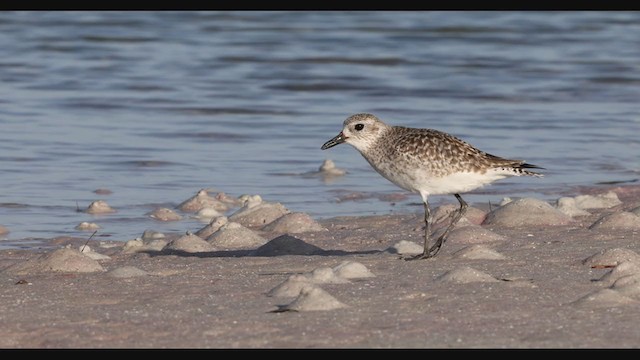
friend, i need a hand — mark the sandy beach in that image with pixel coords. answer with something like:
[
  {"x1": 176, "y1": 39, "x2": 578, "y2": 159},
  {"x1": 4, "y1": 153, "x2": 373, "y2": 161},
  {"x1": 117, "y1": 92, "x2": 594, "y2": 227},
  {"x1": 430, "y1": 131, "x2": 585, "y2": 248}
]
[{"x1": 1, "y1": 184, "x2": 640, "y2": 348}]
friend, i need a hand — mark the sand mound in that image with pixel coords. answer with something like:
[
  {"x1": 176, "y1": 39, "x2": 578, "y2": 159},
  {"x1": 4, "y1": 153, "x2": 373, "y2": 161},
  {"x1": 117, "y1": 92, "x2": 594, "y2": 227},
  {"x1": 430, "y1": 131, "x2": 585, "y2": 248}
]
[
  {"x1": 262, "y1": 212, "x2": 325, "y2": 233},
  {"x1": 141, "y1": 230, "x2": 165, "y2": 241},
  {"x1": 570, "y1": 289, "x2": 638, "y2": 308},
  {"x1": 195, "y1": 216, "x2": 228, "y2": 238},
  {"x1": 4, "y1": 248, "x2": 105, "y2": 275},
  {"x1": 555, "y1": 197, "x2": 592, "y2": 217},
  {"x1": 106, "y1": 266, "x2": 149, "y2": 278},
  {"x1": 482, "y1": 198, "x2": 572, "y2": 227},
  {"x1": 332, "y1": 261, "x2": 375, "y2": 279},
  {"x1": 582, "y1": 248, "x2": 640, "y2": 267},
  {"x1": 192, "y1": 207, "x2": 223, "y2": 222},
  {"x1": 306, "y1": 267, "x2": 350, "y2": 284},
  {"x1": 148, "y1": 207, "x2": 182, "y2": 221},
  {"x1": 267, "y1": 275, "x2": 313, "y2": 297},
  {"x1": 273, "y1": 285, "x2": 348, "y2": 312},
  {"x1": 86, "y1": 200, "x2": 115, "y2": 214},
  {"x1": 206, "y1": 222, "x2": 265, "y2": 249},
  {"x1": 453, "y1": 245, "x2": 506, "y2": 260},
  {"x1": 164, "y1": 233, "x2": 214, "y2": 253},
  {"x1": 387, "y1": 240, "x2": 423, "y2": 255},
  {"x1": 436, "y1": 266, "x2": 499, "y2": 283},
  {"x1": 75, "y1": 222, "x2": 100, "y2": 231},
  {"x1": 252, "y1": 234, "x2": 326, "y2": 256},
  {"x1": 228, "y1": 197, "x2": 290, "y2": 228},
  {"x1": 177, "y1": 189, "x2": 228, "y2": 213},
  {"x1": 598, "y1": 261, "x2": 640, "y2": 284},
  {"x1": 444, "y1": 225, "x2": 506, "y2": 245},
  {"x1": 589, "y1": 212, "x2": 640, "y2": 231},
  {"x1": 611, "y1": 274, "x2": 640, "y2": 299},
  {"x1": 78, "y1": 245, "x2": 111, "y2": 260},
  {"x1": 432, "y1": 204, "x2": 486, "y2": 226},
  {"x1": 573, "y1": 191, "x2": 622, "y2": 210},
  {"x1": 121, "y1": 237, "x2": 168, "y2": 254}
]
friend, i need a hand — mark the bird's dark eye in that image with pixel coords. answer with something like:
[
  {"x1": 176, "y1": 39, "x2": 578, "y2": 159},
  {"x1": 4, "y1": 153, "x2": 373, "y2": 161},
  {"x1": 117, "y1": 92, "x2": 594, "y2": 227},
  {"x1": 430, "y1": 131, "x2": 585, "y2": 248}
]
[{"x1": 354, "y1": 124, "x2": 364, "y2": 131}]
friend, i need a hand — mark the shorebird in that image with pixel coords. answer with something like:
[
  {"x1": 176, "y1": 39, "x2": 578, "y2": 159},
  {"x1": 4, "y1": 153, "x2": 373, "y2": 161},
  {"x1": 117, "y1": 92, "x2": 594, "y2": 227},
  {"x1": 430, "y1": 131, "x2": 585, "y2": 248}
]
[{"x1": 321, "y1": 113, "x2": 543, "y2": 260}]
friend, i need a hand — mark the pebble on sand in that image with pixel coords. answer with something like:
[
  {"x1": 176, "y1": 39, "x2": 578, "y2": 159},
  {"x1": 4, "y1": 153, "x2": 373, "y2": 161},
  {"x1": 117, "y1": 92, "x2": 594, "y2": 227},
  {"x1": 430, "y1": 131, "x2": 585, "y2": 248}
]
[
  {"x1": 588, "y1": 212, "x2": 640, "y2": 231},
  {"x1": 228, "y1": 197, "x2": 290, "y2": 228},
  {"x1": 262, "y1": 212, "x2": 325, "y2": 233},
  {"x1": 195, "y1": 216, "x2": 228, "y2": 238},
  {"x1": 86, "y1": 200, "x2": 116, "y2": 214},
  {"x1": 441, "y1": 225, "x2": 506, "y2": 245},
  {"x1": 598, "y1": 261, "x2": 640, "y2": 285},
  {"x1": 332, "y1": 261, "x2": 375, "y2": 279},
  {"x1": 75, "y1": 222, "x2": 100, "y2": 231},
  {"x1": 148, "y1": 207, "x2": 182, "y2": 221},
  {"x1": 251, "y1": 234, "x2": 326, "y2": 256},
  {"x1": 572, "y1": 191, "x2": 622, "y2": 210},
  {"x1": 78, "y1": 245, "x2": 111, "y2": 260},
  {"x1": 570, "y1": 288, "x2": 638, "y2": 308},
  {"x1": 3, "y1": 248, "x2": 105, "y2": 275},
  {"x1": 274, "y1": 285, "x2": 348, "y2": 312},
  {"x1": 387, "y1": 240, "x2": 423, "y2": 255},
  {"x1": 555, "y1": 197, "x2": 592, "y2": 217},
  {"x1": 206, "y1": 222, "x2": 266, "y2": 249},
  {"x1": 106, "y1": 266, "x2": 149, "y2": 278},
  {"x1": 432, "y1": 204, "x2": 487, "y2": 226},
  {"x1": 582, "y1": 248, "x2": 640, "y2": 267},
  {"x1": 482, "y1": 198, "x2": 572, "y2": 227},
  {"x1": 436, "y1": 266, "x2": 499, "y2": 283},
  {"x1": 164, "y1": 232, "x2": 214, "y2": 253},
  {"x1": 453, "y1": 245, "x2": 506, "y2": 260},
  {"x1": 177, "y1": 189, "x2": 228, "y2": 213},
  {"x1": 0, "y1": 225, "x2": 9, "y2": 235}
]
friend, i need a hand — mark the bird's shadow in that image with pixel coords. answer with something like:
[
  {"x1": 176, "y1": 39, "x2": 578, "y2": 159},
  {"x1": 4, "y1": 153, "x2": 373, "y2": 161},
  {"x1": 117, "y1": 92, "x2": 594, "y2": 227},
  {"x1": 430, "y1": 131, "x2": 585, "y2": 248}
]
[{"x1": 142, "y1": 233, "x2": 383, "y2": 258}]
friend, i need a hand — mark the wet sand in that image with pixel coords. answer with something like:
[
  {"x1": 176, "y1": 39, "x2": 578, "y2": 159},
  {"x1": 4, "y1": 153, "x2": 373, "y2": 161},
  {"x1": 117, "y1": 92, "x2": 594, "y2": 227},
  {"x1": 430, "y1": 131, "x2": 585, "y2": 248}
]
[{"x1": 1, "y1": 184, "x2": 640, "y2": 348}]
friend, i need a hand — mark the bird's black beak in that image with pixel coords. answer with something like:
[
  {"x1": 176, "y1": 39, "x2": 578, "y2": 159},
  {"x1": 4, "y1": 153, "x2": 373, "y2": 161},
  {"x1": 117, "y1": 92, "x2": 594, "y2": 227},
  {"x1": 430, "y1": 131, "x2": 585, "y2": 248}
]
[{"x1": 321, "y1": 132, "x2": 347, "y2": 150}]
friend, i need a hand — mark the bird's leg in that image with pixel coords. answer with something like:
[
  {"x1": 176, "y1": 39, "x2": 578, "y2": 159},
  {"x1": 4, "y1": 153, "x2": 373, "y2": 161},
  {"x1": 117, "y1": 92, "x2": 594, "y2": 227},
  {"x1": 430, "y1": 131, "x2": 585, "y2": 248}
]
[
  {"x1": 426, "y1": 193, "x2": 468, "y2": 257},
  {"x1": 405, "y1": 198, "x2": 432, "y2": 261}
]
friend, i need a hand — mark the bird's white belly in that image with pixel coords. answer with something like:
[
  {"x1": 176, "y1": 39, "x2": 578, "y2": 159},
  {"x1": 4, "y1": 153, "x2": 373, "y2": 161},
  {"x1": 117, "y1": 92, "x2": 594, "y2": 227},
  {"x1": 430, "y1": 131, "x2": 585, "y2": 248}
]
[{"x1": 379, "y1": 167, "x2": 509, "y2": 196}]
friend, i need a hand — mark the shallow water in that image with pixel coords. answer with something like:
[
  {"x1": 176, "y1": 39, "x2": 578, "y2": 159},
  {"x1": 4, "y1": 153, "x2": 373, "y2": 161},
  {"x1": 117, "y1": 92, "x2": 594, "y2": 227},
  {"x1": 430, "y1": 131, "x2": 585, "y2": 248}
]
[{"x1": 1, "y1": 11, "x2": 639, "y2": 247}]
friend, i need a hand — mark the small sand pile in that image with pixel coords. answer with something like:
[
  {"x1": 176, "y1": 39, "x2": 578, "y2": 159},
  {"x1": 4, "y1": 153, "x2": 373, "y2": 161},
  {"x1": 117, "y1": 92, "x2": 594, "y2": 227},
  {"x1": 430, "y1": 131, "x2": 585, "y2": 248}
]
[
  {"x1": 483, "y1": 198, "x2": 572, "y2": 227},
  {"x1": 177, "y1": 189, "x2": 228, "y2": 213},
  {"x1": 262, "y1": 212, "x2": 325, "y2": 233},
  {"x1": 318, "y1": 159, "x2": 346, "y2": 176},
  {"x1": 436, "y1": 266, "x2": 499, "y2": 283},
  {"x1": 206, "y1": 222, "x2": 265, "y2": 249},
  {"x1": 453, "y1": 245, "x2": 506, "y2": 260},
  {"x1": 555, "y1": 191, "x2": 623, "y2": 217},
  {"x1": 192, "y1": 207, "x2": 223, "y2": 222},
  {"x1": 589, "y1": 212, "x2": 640, "y2": 231},
  {"x1": 228, "y1": 195, "x2": 290, "y2": 228},
  {"x1": 141, "y1": 230, "x2": 165, "y2": 241},
  {"x1": 148, "y1": 207, "x2": 182, "y2": 221},
  {"x1": 3, "y1": 248, "x2": 105, "y2": 275},
  {"x1": 75, "y1": 222, "x2": 100, "y2": 231},
  {"x1": 387, "y1": 240, "x2": 423, "y2": 255},
  {"x1": 164, "y1": 232, "x2": 214, "y2": 253},
  {"x1": 273, "y1": 286, "x2": 348, "y2": 312},
  {"x1": 252, "y1": 234, "x2": 326, "y2": 256},
  {"x1": 432, "y1": 205, "x2": 487, "y2": 226},
  {"x1": 86, "y1": 200, "x2": 116, "y2": 214},
  {"x1": 440, "y1": 225, "x2": 505, "y2": 245},
  {"x1": 122, "y1": 236, "x2": 168, "y2": 254},
  {"x1": 571, "y1": 289, "x2": 638, "y2": 308},
  {"x1": 195, "y1": 216, "x2": 228, "y2": 238},
  {"x1": 78, "y1": 245, "x2": 111, "y2": 260},
  {"x1": 106, "y1": 266, "x2": 149, "y2": 278},
  {"x1": 582, "y1": 248, "x2": 640, "y2": 267},
  {"x1": 598, "y1": 261, "x2": 640, "y2": 284}
]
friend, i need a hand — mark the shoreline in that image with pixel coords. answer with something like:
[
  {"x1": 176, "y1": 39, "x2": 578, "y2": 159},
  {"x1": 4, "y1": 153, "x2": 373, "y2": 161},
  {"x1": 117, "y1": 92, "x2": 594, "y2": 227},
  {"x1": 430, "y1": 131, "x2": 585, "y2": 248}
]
[{"x1": 1, "y1": 184, "x2": 640, "y2": 348}]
